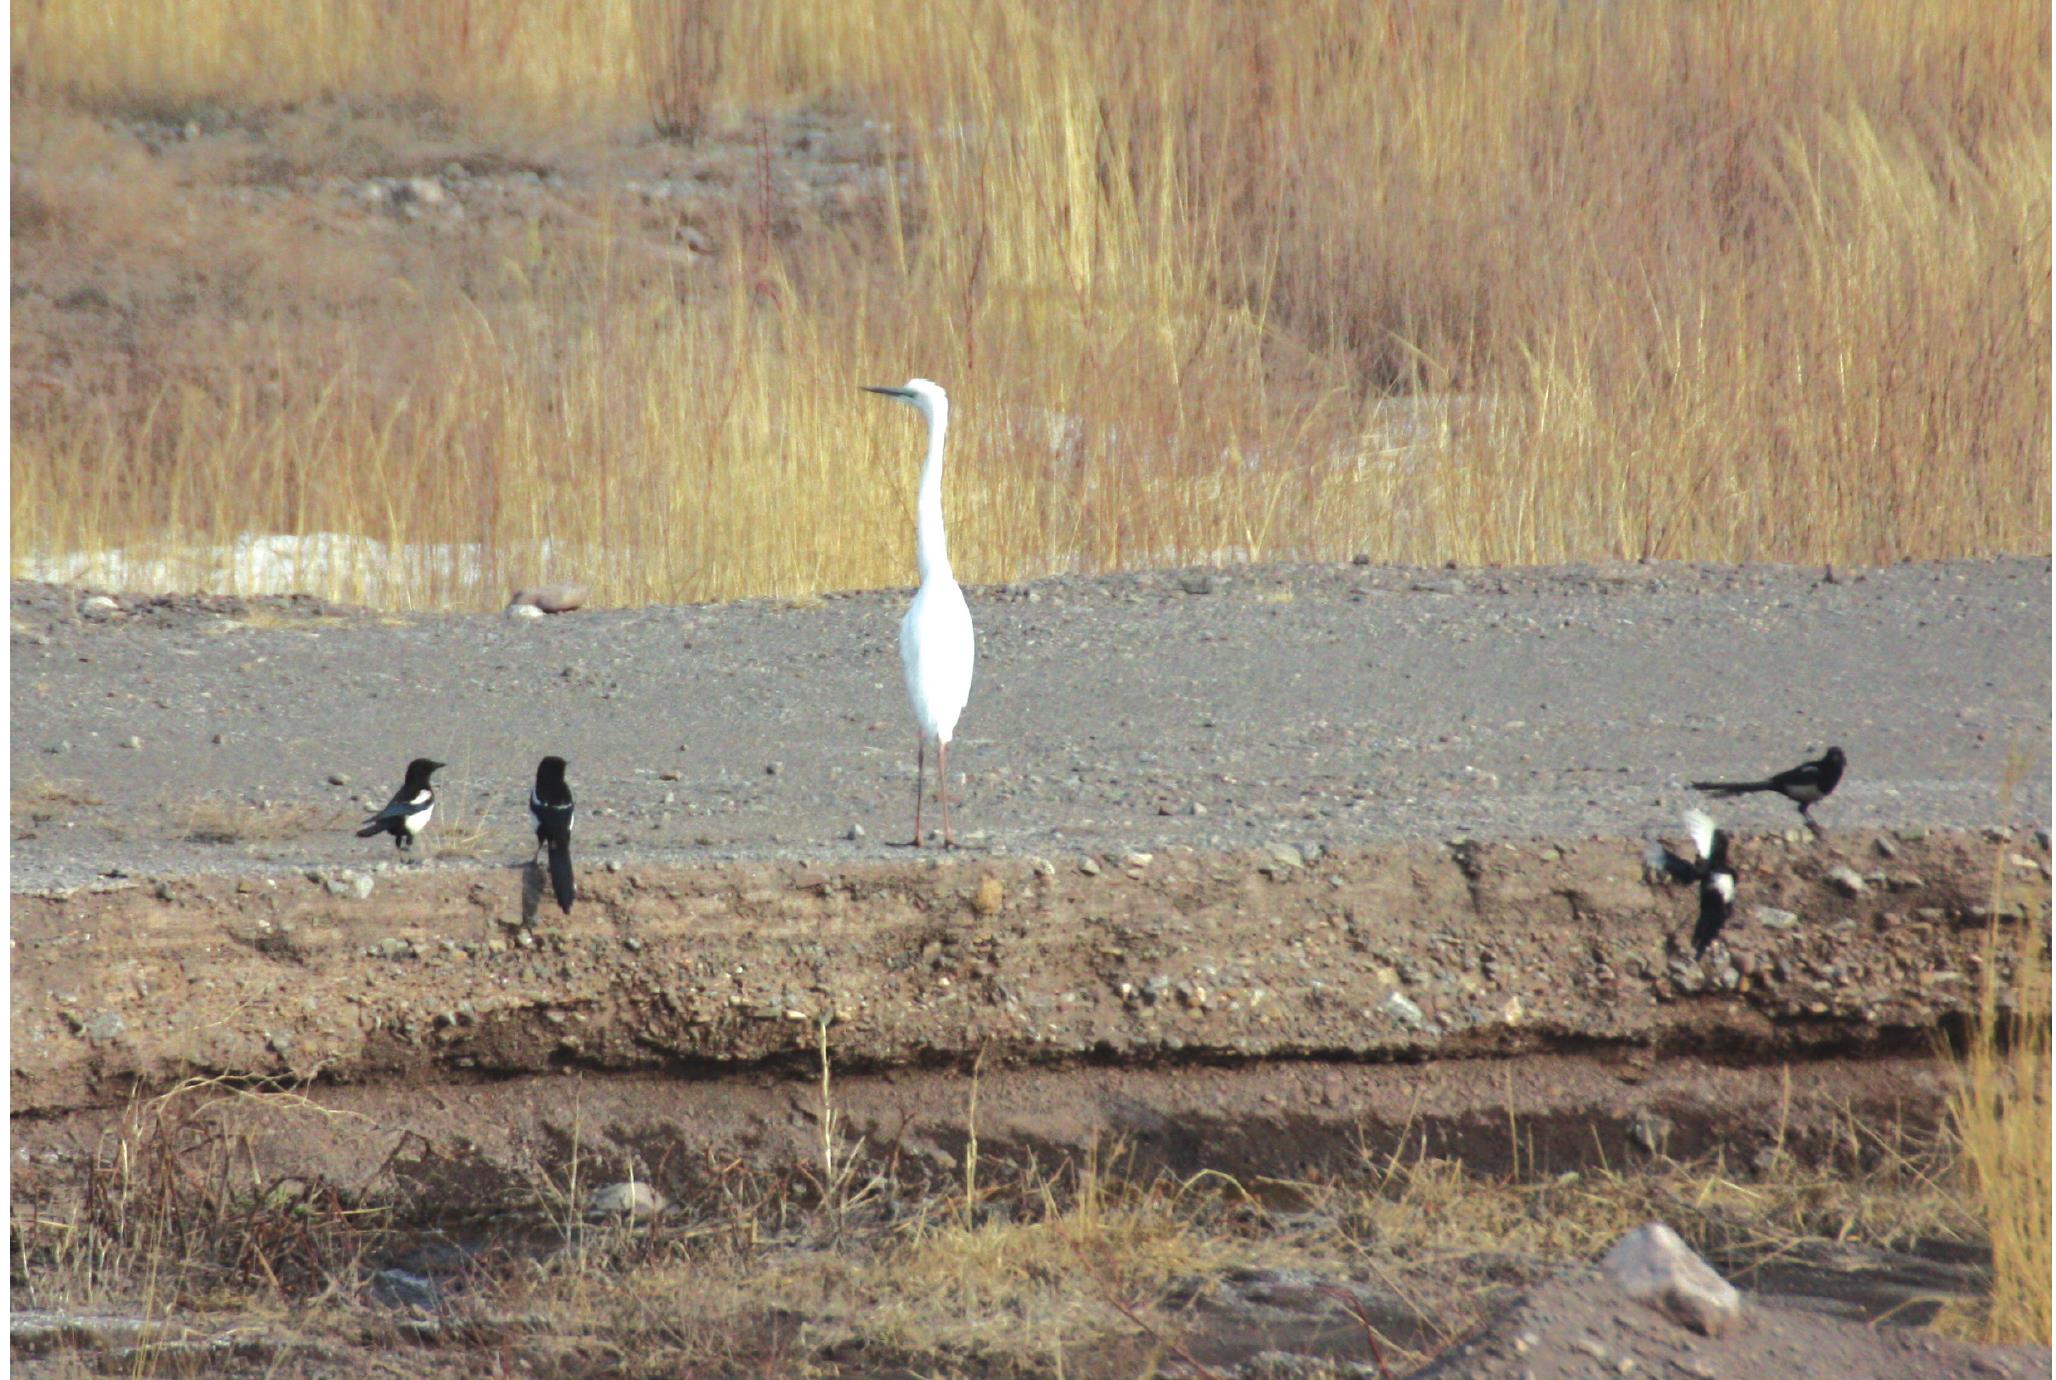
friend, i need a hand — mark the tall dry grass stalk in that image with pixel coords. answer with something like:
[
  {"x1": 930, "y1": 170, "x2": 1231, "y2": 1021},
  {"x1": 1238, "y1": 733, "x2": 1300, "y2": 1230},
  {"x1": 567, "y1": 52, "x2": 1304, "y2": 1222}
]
[
  {"x1": 1939, "y1": 828, "x2": 2053, "y2": 1346},
  {"x1": 11, "y1": 0, "x2": 2050, "y2": 608}
]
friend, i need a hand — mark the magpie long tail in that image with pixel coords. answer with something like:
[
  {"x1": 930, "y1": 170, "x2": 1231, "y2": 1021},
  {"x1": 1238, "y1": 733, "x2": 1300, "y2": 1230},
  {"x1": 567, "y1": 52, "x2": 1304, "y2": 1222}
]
[
  {"x1": 547, "y1": 842, "x2": 575, "y2": 914},
  {"x1": 356, "y1": 821, "x2": 387, "y2": 838},
  {"x1": 1690, "y1": 779, "x2": 1773, "y2": 796}
]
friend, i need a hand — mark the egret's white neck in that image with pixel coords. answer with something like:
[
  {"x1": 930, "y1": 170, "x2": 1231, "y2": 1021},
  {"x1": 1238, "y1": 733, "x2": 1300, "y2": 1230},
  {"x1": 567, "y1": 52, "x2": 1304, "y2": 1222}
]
[{"x1": 914, "y1": 397, "x2": 953, "y2": 584}]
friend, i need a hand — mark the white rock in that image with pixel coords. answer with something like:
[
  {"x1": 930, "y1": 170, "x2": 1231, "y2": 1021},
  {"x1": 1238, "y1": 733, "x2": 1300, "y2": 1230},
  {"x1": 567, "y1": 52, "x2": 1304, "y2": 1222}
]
[
  {"x1": 586, "y1": 1181, "x2": 667, "y2": 1223},
  {"x1": 1601, "y1": 1221, "x2": 1741, "y2": 1337},
  {"x1": 504, "y1": 602, "x2": 546, "y2": 620}
]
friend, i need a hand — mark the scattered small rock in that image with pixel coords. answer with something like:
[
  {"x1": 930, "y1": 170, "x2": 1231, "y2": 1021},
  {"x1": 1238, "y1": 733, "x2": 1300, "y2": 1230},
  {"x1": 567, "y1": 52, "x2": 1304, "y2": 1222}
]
[
  {"x1": 327, "y1": 772, "x2": 350, "y2": 786},
  {"x1": 504, "y1": 602, "x2": 546, "y2": 620},
  {"x1": 971, "y1": 874, "x2": 1004, "y2": 916},
  {"x1": 1178, "y1": 573, "x2": 1215, "y2": 595},
  {"x1": 1601, "y1": 1221, "x2": 1742, "y2": 1337},
  {"x1": 846, "y1": 823, "x2": 866, "y2": 841},
  {"x1": 1078, "y1": 857, "x2": 1102, "y2": 876},
  {"x1": 324, "y1": 871, "x2": 375, "y2": 901},
  {"x1": 1122, "y1": 851, "x2": 1153, "y2": 870},
  {"x1": 120, "y1": 735, "x2": 142, "y2": 750}
]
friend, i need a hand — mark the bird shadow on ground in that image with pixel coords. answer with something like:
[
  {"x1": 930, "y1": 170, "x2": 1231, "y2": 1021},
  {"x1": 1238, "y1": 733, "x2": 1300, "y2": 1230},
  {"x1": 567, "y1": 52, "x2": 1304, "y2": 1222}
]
[{"x1": 519, "y1": 860, "x2": 544, "y2": 927}]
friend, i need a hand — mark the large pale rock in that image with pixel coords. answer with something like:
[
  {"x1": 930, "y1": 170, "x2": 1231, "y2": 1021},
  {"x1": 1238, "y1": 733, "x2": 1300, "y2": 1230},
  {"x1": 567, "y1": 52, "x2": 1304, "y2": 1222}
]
[
  {"x1": 509, "y1": 583, "x2": 589, "y2": 614},
  {"x1": 1601, "y1": 1221, "x2": 1741, "y2": 1337},
  {"x1": 585, "y1": 1181, "x2": 667, "y2": 1223}
]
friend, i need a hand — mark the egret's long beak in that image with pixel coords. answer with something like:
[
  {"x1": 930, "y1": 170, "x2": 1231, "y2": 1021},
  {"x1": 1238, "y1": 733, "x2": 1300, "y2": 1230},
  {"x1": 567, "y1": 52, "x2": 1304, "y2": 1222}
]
[{"x1": 862, "y1": 385, "x2": 912, "y2": 399}]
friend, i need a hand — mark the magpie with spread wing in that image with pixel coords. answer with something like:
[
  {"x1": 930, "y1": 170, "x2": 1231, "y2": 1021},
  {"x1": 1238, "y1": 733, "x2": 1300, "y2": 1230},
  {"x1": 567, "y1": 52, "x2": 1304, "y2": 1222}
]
[{"x1": 1645, "y1": 808, "x2": 1737, "y2": 957}]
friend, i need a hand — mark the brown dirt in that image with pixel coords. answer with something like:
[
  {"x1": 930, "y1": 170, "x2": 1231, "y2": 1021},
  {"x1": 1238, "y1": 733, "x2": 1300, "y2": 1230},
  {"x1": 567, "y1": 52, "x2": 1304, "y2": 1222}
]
[{"x1": 13, "y1": 831, "x2": 2043, "y2": 1185}]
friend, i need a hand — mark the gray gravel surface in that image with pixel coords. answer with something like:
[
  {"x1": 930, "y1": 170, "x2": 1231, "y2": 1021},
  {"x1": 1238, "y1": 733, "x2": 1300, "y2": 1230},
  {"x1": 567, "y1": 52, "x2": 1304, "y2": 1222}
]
[{"x1": 10, "y1": 559, "x2": 2049, "y2": 892}]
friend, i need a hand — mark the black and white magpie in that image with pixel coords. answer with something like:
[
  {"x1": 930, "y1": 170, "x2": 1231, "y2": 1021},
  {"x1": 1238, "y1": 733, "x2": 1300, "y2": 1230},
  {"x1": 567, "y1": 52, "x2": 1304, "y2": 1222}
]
[
  {"x1": 1692, "y1": 746, "x2": 1846, "y2": 828},
  {"x1": 357, "y1": 757, "x2": 444, "y2": 850},
  {"x1": 530, "y1": 755, "x2": 575, "y2": 915},
  {"x1": 1645, "y1": 808, "x2": 1736, "y2": 957}
]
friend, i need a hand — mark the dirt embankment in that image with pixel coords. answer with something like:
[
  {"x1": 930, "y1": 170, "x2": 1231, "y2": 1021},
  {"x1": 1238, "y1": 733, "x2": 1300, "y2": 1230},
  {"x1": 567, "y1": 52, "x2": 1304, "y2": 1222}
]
[{"x1": 13, "y1": 829, "x2": 2045, "y2": 1193}]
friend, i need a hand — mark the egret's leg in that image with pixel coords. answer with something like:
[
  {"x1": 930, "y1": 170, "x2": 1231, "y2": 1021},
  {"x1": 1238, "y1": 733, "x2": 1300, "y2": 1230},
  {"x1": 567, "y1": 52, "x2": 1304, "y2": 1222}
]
[
  {"x1": 939, "y1": 739, "x2": 954, "y2": 848},
  {"x1": 912, "y1": 736, "x2": 927, "y2": 847}
]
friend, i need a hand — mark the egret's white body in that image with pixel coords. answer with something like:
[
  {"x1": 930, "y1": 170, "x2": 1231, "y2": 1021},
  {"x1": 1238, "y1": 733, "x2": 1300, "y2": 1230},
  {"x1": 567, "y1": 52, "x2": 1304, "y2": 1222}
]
[{"x1": 867, "y1": 377, "x2": 975, "y2": 846}]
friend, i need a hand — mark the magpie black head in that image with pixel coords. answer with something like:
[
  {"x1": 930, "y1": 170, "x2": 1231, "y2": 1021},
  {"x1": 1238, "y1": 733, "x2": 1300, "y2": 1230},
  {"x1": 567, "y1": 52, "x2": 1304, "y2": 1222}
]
[
  {"x1": 1822, "y1": 747, "x2": 1846, "y2": 769},
  {"x1": 403, "y1": 758, "x2": 446, "y2": 786},
  {"x1": 536, "y1": 755, "x2": 568, "y2": 787}
]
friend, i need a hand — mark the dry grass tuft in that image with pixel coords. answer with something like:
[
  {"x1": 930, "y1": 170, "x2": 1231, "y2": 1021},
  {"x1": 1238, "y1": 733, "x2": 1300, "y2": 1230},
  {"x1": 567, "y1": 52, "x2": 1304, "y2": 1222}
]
[
  {"x1": 9, "y1": 0, "x2": 2048, "y2": 608},
  {"x1": 13, "y1": 772, "x2": 105, "y2": 825},
  {"x1": 179, "y1": 795, "x2": 339, "y2": 844}
]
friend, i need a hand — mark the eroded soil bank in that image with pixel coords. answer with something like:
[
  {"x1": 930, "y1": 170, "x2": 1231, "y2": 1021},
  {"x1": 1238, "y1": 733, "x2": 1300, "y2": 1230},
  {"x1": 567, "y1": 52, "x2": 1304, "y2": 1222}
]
[{"x1": 14, "y1": 829, "x2": 2045, "y2": 1186}]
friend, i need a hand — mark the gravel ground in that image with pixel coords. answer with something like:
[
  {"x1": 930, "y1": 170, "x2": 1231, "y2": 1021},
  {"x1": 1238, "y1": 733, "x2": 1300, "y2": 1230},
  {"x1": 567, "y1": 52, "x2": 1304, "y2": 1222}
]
[{"x1": 10, "y1": 559, "x2": 2049, "y2": 893}]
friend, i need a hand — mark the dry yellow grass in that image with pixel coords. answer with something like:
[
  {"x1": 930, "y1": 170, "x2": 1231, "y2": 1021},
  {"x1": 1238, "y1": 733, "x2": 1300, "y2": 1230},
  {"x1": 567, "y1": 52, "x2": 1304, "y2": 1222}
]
[
  {"x1": 13, "y1": 772, "x2": 104, "y2": 825},
  {"x1": 178, "y1": 795, "x2": 340, "y2": 844},
  {"x1": 10, "y1": 0, "x2": 2051, "y2": 609},
  {"x1": 1938, "y1": 844, "x2": 2053, "y2": 1346}
]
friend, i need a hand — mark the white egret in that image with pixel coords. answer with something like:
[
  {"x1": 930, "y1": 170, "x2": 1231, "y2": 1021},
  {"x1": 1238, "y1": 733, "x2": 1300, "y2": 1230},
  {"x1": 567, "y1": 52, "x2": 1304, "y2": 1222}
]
[{"x1": 864, "y1": 378, "x2": 975, "y2": 847}]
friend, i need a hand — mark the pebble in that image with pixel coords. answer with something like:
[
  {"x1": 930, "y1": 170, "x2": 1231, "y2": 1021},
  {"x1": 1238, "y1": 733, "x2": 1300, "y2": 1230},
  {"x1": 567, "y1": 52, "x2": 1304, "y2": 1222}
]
[
  {"x1": 1824, "y1": 865, "x2": 1868, "y2": 896},
  {"x1": 1178, "y1": 573, "x2": 1215, "y2": 595},
  {"x1": 504, "y1": 603, "x2": 545, "y2": 620},
  {"x1": 1122, "y1": 851, "x2": 1153, "y2": 870},
  {"x1": 1078, "y1": 857, "x2": 1102, "y2": 876},
  {"x1": 1381, "y1": 989, "x2": 1427, "y2": 1030},
  {"x1": 1752, "y1": 906, "x2": 1799, "y2": 930},
  {"x1": 120, "y1": 735, "x2": 142, "y2": 750},
  {"x1": 82, "y1": 1011, "x2": 126, "y2": 1043},
  {"x1": 46, "y1": 741, "x2": 70, "y2": 754},
  {"x1": 846, "y1": 823, "x2": 865, "y2": 840},
  {"x1": 1267, "y1": 843, "x2": 1305, "y2": 870},
  {"x1": 328, "y1": 772, "x2": 351, "y2": 786},
  {"x1": 971, "y1": 875, "x2": 1004, "y2": 916}
]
